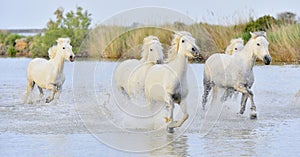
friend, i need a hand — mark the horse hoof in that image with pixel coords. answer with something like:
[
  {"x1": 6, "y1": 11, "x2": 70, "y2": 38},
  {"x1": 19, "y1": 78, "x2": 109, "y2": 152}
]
[
  {"x1": 45, "y1": 99, "x2": 50, "y2": 103},
  {"x1": 167, "y1": 127, "x2": 175, "y2": 133},
  {"x1": 250, "y1": 112, "x2": 257, "y2": 120}
]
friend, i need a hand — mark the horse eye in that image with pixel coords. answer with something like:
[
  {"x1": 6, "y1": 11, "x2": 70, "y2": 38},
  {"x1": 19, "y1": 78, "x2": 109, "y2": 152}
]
[
  {"x1": 63, "y1": 47, "x2": 65, "y2": 49},
  {"x1": 234, "y1": 48, "x2": 237, "y2": 50},
  {"x1": 150, "y1": 49, "x2": 153, "y2": 51},
  {"x1": 182, "y1": 40, "x2": 185, "y2": 43},
  {"x1": 257, "y1": 43, "x2": 260, "y2": 46}
]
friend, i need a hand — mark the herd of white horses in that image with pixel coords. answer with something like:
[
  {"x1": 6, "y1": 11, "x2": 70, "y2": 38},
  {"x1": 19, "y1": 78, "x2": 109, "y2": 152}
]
[{"x1": 24, "y1": 31, "x2": 272, "y2": 133}]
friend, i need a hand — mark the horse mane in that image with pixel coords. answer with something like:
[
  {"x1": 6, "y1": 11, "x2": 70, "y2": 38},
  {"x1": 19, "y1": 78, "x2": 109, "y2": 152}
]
[
  {"x1": 250, "y1": 31, "x2": 267, "y2": 39},
  {"x1": 225, "y1": 38, "x2": 244, "y2": 55},
  {"x1": 166, "y1": 31, "x2": 192, "y2": 62},
  {"x1": 48, "y1": 45, "x2": 58, "y2": 59},
  {"x1": 140, "y1": 36, "x2": 160, "y2": 62}
]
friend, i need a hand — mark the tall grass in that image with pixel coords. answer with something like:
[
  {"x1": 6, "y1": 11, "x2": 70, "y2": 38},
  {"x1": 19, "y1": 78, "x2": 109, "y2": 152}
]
[
  {"x1": 268, "y1": 24, "x2": 300, "y2": 62},
  {"x1": 79, "y1": 23, "x2": 300, "y2": 63}
]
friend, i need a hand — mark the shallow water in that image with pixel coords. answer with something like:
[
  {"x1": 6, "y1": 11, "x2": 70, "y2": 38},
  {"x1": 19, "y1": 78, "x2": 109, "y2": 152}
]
[{"x1": 0, "y1": 58, "x2": 300, "y2": 156}]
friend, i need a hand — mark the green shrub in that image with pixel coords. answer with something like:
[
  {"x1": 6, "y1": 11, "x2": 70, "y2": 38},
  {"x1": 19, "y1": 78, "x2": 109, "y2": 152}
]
[
  {"x1": 4, "y1": 34, "x2": 23, "y2": 46},
  {"x1": 30, "y1": 6, "x2": 91, "y2": 57},
  {"x1": 7, "y1": 45, "x2": 17, "y2": 57},
  {"x1": 243, "y1": 15, "x2": 278, "y2": 41}
]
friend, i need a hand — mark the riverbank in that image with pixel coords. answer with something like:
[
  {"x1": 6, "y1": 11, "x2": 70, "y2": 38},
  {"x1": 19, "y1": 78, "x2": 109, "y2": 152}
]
[{"x1": 1, "y1": 23, "x2": 299, "y2": 62}]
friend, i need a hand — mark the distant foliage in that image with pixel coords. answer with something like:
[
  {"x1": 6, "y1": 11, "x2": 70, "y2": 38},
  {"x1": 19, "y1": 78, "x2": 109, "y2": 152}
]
[
  {"x1": 30, "y1": 6, "x2": 91, "y2": 57},
  {"x1": 7, "y1": 45, "x2": 17, "y2": 57},
  {"x1": 277, "y1": 12, "x2": 297, "y2": 24},
  {"x1": 5, "y1": 34, "x2": 23, "y2": 46},
  {"x1": 242, "y1": 15, "x2": 278, "y2": 41}
]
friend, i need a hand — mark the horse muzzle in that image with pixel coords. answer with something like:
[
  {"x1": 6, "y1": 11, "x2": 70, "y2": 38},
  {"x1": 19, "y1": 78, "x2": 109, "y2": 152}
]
[
  {"x1": 156, "y1": 59, "x2": 163, "y2": 64},
  {"x1": 263, "y1": 55, "x2": 271, "y2": 65},
  {"x1": 70, "y1": 55, "x2": 76, "y2": 62},
  {"x1": 191, "y1": 46, "x2": 201, "y2": 58}
]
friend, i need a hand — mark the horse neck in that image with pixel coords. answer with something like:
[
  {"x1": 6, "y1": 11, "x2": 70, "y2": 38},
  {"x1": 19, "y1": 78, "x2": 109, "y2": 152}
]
[
  {"x1": 237, "y1": 40, "x2": 257, "y2": 70},
  {"x1": 167, "y1": 52, "x2": 188, "y2": 77},
  {"x1": 51, "y1": 52, "x2": 65, "y2": 74}
]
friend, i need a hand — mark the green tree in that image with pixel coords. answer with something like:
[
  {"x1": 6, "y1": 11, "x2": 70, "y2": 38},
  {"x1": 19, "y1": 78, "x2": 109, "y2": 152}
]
[
  {"x1": 30, "y1": 6, "x2": 91, "y2": 57},
  {"x1": 242, "y1": 15, "x2": 278, "y2": 41}
]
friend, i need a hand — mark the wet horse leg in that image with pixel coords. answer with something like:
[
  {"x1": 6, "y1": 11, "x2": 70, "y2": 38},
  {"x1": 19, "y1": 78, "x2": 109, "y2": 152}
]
[
  {"x1": 174, "y1": 99, "x2": 189, "y2": 128},
  {"x1": 38, "y1": 86, "x2": 44, "y2": 98},
  {"x1": 235, "y1": 84, "x2": 257, "y2": 119},
  {"x1": 240, "y1": 93, "x2": 248, "y2": 114},
  {"x1": 246, "y1": 86, "x2": 257, "y2": 119},
  {"x1": 166, "y1": 99, "x2": 175, "y2": 133},
  {"x1": 202, "y1": 82, "x2": 212, "y2": 110},
  {"x1": 46, "y1": 84, "x2": 57, "y2": 103},
  {"x1": 24, "y1": 80, "x2": 35, "y2": 103}
]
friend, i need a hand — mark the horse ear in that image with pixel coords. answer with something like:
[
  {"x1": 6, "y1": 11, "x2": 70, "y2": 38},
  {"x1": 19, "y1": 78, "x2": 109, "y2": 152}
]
[
  {"x1": 250, "y1": 32, "x2": 257, "y2": 39},
  {"x1": 66, "y1": 38, "x2": 71, "y2": 44},
  {"x1": 56, "y1": 38, "x2": 63, "y2": 44},
  {"x1": 263, "y1": 31, "x2": 267, "y2": 37}
]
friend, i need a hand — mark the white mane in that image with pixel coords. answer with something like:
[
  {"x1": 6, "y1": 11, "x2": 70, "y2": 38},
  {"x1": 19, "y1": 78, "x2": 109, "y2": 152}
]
[
  {"x1": 225, "y1": 38, "x2": 244, "y2": 55},
  {"x1": 166, "y1": 31, "x2": 193, "y2": 62}
]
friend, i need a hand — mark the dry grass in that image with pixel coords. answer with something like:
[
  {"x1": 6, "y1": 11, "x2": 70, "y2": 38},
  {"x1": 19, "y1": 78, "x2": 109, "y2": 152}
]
[{"x1": 80, "y1": 23, "x2": 300, "y2": 63}]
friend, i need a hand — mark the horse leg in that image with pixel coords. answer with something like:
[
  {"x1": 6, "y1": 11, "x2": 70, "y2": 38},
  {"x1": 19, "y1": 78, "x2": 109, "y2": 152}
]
[
  {"x1": 46, "y1": 84, "x2": 57, "y2": 103},
  {"x1": 234, "y1": 84, "x2": 256, "y2": 119},
  {"x1": 55, "y1": 85, "x2": 62, "y2": 100},
  {"x1": 38, "y1": 86, "x2": 44, "y2": 98},
  {"x1": 202, "y1": 82, "x2": 212, "y2": 110},
  {"x1": 166, "y1": 99, "x2": 175, "y2": 133},
  {"x1": 24, "y1": 80, "x2": 35, "y2": 103},
  {"x1": 174, "y1": 99, "x2": 189, "y2": 128},
  {"x1": 240, "y1": 93, "x2": 248, "y2": 114},
  {"x1": 246, "y1": 87, "x2": 257, "y2": 119}
]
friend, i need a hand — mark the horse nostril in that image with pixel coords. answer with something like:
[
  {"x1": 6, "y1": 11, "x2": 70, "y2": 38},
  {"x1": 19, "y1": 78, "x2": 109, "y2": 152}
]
[
  {"x1": 70, "y1": 55, "x2": 75, "y2": 61},
  {"x1": 192, "y1": 47, "x2": 195, "y2": 52},
  {"x1": 263, "y1": 55, "x2": 271, "y2": 65}
]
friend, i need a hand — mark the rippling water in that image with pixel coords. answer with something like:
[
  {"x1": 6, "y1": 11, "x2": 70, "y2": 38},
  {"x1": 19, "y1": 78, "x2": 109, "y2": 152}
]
[{"x1": 0, "y1": 58, "x2": 300, "y2": 156}]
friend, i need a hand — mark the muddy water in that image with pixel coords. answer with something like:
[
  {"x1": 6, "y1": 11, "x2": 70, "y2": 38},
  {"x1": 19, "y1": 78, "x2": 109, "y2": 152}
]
[{"x1": 0, "y1": 58, "x2": 300, "y2": 156}]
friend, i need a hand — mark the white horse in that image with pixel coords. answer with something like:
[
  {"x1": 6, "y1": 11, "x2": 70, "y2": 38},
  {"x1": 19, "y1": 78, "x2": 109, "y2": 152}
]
[
  {"x1": 47, "y1": 41, "x2": 67, "y2": 99},
  {"x1": 144, "y1": 31, "x2": 200, "y2": 133},
  {"x1": 25, "y1": 38, "x2": 75, "y2": 103},
  {"x1": 225, "y1": 38, "x2": 244, "y2": 55},
  {"x1": 113, "y1": 36, "x2": 164, "y2": 95},
  {"x1": 222, "y1": 38, "x2": 245, "y2": 100},
  {"x1": 202, "y1": 31, "x2": 272, "y2": 119},
  {"x1": 127, "y1": 39, "x2": 164, "y2": 96}
]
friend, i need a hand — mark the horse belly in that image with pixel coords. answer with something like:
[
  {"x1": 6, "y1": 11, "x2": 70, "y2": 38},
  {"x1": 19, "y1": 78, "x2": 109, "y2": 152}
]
[
  {"x1": 114, "y1": 59, "x2": 139, "y2": 91},
  {"x1": 27, "y1": 59, "x2": 53, "y2": 89}
]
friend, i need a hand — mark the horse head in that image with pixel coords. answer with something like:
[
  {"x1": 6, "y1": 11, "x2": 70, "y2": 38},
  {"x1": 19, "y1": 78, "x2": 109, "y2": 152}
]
[
  {"x1": 168, "y1": 31, "x2": 200, "y2": 61},
  {"x1": 250, "y1": 32, "x2": 271, "y2": 65},
  {"x1": 56, "y1": 38, "x2": 75, "y2": 62},
  {"x1": 225, "y1": 38, "x2": 244, "y2": 55},
  {"x1": 141, "y1": 36, "x2": 164, "y2": 64}
]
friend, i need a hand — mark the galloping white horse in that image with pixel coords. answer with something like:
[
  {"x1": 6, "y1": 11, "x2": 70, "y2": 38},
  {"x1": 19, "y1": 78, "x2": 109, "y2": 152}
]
[
  {"x1": 25, "y1": 38, "x2": 75, "y2": 103},
  {"x1": 202, "y1": 31, "x2": 272, "y2": 119},
  {"x1": 127, "y1": 39, "x2": 164, "y2": 96},
  {"x1": 144, "y1": 31, "x2": 200, "y2": 132},
  {"x1": 225, "y1": 38, "x2": 244, "y2": 55},
  {"x1": 114, "y1": 36, "x2": 164, "y2": 95},
  {"x1": 222, "y1": 38, "x2": 245, "y2": 100}
]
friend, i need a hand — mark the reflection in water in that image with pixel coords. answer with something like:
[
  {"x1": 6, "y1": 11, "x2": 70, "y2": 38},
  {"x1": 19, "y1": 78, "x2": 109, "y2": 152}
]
[{"x1": 149, "y1": 134, "x2": 189, "y2": 157}]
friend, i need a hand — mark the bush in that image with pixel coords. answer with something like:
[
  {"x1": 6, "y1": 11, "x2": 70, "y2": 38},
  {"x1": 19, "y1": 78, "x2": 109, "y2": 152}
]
[
  {"x1": 243, "y1": 15, "x2": 278, "y2": 41},
  {"x1": 30, "y1": 6, "x2": 91, "y2": 57},
  {"x1": 4, "y1": 34, "x2": 23, "y2": 46},
  {"x1": 7, "y1": 45, "x2": 17, "y2": 57}
]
